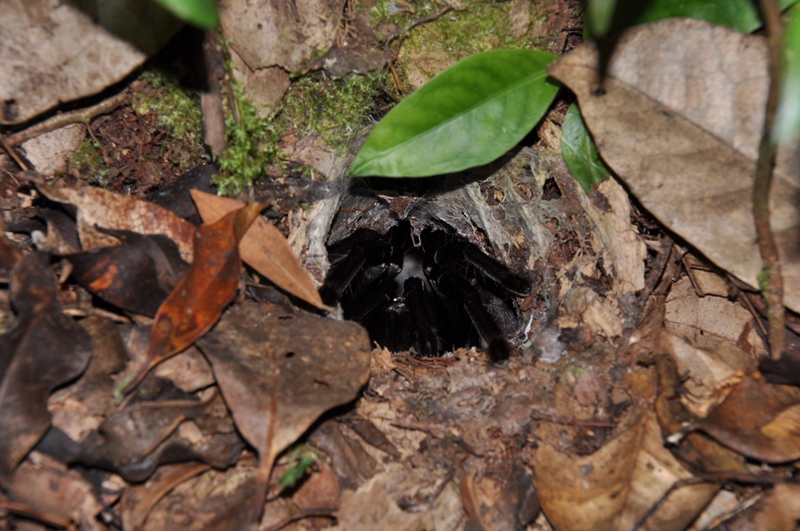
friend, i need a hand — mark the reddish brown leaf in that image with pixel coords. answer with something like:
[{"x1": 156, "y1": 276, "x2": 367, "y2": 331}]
[
  {"x1": 66, "y1": 229, "x2": 188, "y2": 317},
  {"x1": 190, "y1": 190, "x2": 330, "y2": 310},
  {"x1": 125, "y1": 203, "x2": 261, "y2": 392},
  {"x1": 0, "y1": 252, "x2": 91, "y2": 487}
]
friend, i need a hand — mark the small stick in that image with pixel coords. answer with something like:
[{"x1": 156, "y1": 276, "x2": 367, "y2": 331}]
[
  {"x1": 753, "y1": 0, "x2": 786, "y2": 360},
  {"x1": 4, "y1": 91, "x2": 130, "y2": 148}
]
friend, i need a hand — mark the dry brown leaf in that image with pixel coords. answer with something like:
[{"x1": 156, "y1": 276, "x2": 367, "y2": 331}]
[
  {"x1": 120, "y1": 462, "x2": 211, "y2": 531},
  {"x1": 126, "y1": 203, "x2": 261, "y2": 392},
  {"x1": 0, "y1": 253, "x2": 92, "y2": 488},
  {"x1": 191, "y1": 189, "x2": 329, "y2": 310},
  {"x1": 547, "y1": 18, "x2": 800, "y2": 312},
  {"x1": 747, "y1": 483, "x2": 800, "y2": 531},
  {"x1": 534, "y1": 410, "x2": 717, "y2": 531},
  {"x1": 197, "y1": 300, "x2": 371, "y2": 522},
  {"x1": 693, "y1": 373, "x2": 800, "y2": 463},
  {"x1": 664, "y1": 277, "x2": 762, "y2": 417},
  {"x1": 0, "y1": 0, "x2": 180, "y2": 124},
  {"x1": 9, "y1": 453, "x2": 104, "y2": 531},
  {"x1": 37, "y1": 183, "x2": 196, "y2": 262}
]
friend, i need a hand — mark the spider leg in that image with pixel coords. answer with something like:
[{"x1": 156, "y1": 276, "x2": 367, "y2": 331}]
[
  {"x1": 371, "y1": 296, "x2": 412, "y2": 353},
  {"x1": 347, "y1": 269, "x2": 399, "y2": 322},
  {"x1": 320, "y1": 245, "x2": 368, "y2": 304},
  {"x1": 403, "y1": 277, "x2": 442, "y2": 357},
  {"x1": 439, "y1": 274, "x2": 512, "y2": 363},
  {"x1": 438, "y1": 241, "x2": 531, "y2": 297}
]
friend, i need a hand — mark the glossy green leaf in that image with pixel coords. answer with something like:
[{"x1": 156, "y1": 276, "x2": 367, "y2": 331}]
[
  {"x1": 152, "y1": 0, "x2": 219, "y2": 29},
  {"x1": 775, "y1": 4, "x2": 800, "y2": 145},
  {"x1": 561, "y1": 103, "x2": 611, "y2": 195},
  {"x1": 587, "y1": 0, "x2": 618, "y2": 37},
  {"x1": 350, "y1": 50, "x2": 560, "y2": 178},
  {"x1": 637, "y1": 0, "x2": 800, "y2": 33}
]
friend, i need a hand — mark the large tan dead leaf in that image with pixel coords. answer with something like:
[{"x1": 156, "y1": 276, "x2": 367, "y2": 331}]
[
  {"x1": 37, "y1": 183, "x2": 195, "y2": 262},
  {"x1": 0, "y1": 0, "x2": 181, "y2": 124},
  {"x1": 534, "y1": 410, "x2": 717, "y2": 531},
  {"x1": 191, "y1": 190, "x2": 329, "y2": 310},
  {"x1": 548, "y1": 18, "x2": 800, "y2": 312},
  {"x1": 197, "y1": 301, "x2": 371, "y2": 522}
]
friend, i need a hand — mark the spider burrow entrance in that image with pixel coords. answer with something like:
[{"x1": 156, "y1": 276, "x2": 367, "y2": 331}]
[{"x1": 321, "y1": 208, "x2": 532, "y2": 362}]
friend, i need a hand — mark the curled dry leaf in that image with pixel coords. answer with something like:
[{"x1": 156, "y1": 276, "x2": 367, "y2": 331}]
[
  {"x1": 534, "y1": 410, "x2": 717, "y2": 531},
  {"x1": 125, "y1": 203, "x2": 261, "y2": 392},
  {"x1": 547, "y1": 18, "x2": 800, "y2": 312},
  {"x1": 0, "y1": 253, "x2": 92, "y2": 487},
  {"x1": 71, "y1": 390, "x2": 243, "y2": 482},
  {"x1": 36, "y1": 182, "x2": 196, "y2": 262},
  {"x1": 692, "y1": 373, "x2": 800, "y2": 463},
  {"x1": 197, "y1": 300, "x2": 371, "y2": 522},
  {"x1": 191, "y1": 190, "x2": 330, "y2": 310},
  {"x1": 66, "y1": 228, "x2": 188, "y2": 317}
]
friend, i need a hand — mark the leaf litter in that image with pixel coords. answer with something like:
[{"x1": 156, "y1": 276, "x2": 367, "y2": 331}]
[{"x1": 2, "y1": 5, "x2": 800, "y2": 531}]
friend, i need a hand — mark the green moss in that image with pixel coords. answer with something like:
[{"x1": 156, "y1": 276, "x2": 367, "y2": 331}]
[
  {"x1": 69, "y1": 138, "x2": 108, "y2": 186},
  {"x1": 213, "y1": 80, "x2": 281, "y2": 196},
  {"x1": 277, "y1": 71, "x2": 387, "y2": 151},
  {"x1": 132, "y1": 69, "x2": 204, "y2": 146},
  {"x1": 396, "y1": 2, "x2": 556, "y2": 89},
  {"x1": 129, "y1": 66, "x2": 207, "y2": 174}
]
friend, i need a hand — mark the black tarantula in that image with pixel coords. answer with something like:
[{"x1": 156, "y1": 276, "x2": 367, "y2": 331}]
[{"x1": 322, "y1": 186, "x2": 532, "y2": 362}]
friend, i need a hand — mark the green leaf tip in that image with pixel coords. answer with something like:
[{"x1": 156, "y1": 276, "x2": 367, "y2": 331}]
[
  {"x1": 153, "y1": 0, "x2": 219, "y2": 29},
  {"x1": 350, "y1": 49, "x2": 560, "y2": 178},
  {"x1": 561, "y1": 103, "x2": 611, "y2": 195}
]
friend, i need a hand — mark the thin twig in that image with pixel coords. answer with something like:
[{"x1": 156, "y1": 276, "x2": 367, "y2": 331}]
[
  {"x1": 3, "y1": 91, "x2": 130, "y2": 148},
  {"x1": 754, "y1": 0, "x2": 786, "y2": 360}
]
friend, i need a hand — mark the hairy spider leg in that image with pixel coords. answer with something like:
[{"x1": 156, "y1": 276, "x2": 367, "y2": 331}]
[
  {"x1": 437, "y1": 241, "x2": 532, "y2": 298},
  {"x1": 372, "y1": 296, "x2": 413, "y2": 353},
  {"x1": 320, "y1": 245, "x2": 369, "y2": 305},
  {"x1": 440, "y1": 274, "x2": 512, "y2": 362},
  {"x1": 403, "y1": 277, "x2": 444, "y2": 357},
  {"x1": 347, "y1": 267, "x2": 400, "y2": 322}
]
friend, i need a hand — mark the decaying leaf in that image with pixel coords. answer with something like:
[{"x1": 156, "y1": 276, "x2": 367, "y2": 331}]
[
  {"x1": 0, "y1": 0, "x2": 181, "y2": 125},
  {"x1": 191, "y1": 190, "x2": 329, "y2": 310},
  {"x1": 692, "y1": 373, "x2": 800, "y2": 463},
  {"x1": 120, "y1": 462, "x2": 210, "y2": 530},
  {"x1": 534, "y1": 409, "x2": 717, "y2": 531},
  {"x1": 73, "y1": 390, "x2": 243, "y2": 482},
  {"x1": 0, "y1": 253, "x2": 92, "y2": 487},
  {"x1": 8, "y1": 453, "x2": 104, "y2": 531},
  {"x1": 126, "y1": 203, "x2": 261, "y2": 392},
  {"x1": 548, "y1": 18, "x2": 800, "y2": 312},
  {"x1": 66, "y1": 228, "x2": 188, "y2": 317},
  {"x1": 36, "y1": 182, "x2": 196, "y2": 262},
  {"x1": 664, "y1": 277, "x2": 762, "y2": 417},
  {"x1": 219, "y1": 0, "x2": 345, "y2": 72},
  {"x1": 197, "y1": 300, "x2": 371, "y2": 522}
]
